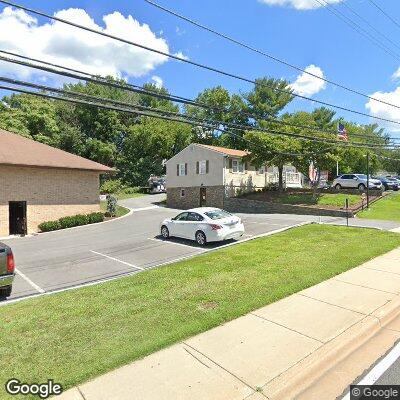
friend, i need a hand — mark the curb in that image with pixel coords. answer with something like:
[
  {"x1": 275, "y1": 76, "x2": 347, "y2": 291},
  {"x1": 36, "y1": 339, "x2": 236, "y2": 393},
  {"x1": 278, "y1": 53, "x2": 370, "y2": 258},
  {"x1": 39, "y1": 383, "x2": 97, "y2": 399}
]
[{"x1": 263, "y1": 295, "x2": 400, "y2": 399}]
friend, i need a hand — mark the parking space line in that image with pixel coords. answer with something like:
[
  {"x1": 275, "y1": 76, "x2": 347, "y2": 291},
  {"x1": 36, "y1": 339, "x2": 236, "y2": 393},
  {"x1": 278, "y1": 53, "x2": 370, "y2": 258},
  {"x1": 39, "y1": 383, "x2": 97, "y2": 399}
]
[
  {"x1": 15, "y1": 268, "x2": 45, "y2": 294},
  {"x1": 90, "y1": 250, "x2": 144, "y2": 271},
  {"x1": 148, "y1": 238, "x2": 206, "y2": 251}
]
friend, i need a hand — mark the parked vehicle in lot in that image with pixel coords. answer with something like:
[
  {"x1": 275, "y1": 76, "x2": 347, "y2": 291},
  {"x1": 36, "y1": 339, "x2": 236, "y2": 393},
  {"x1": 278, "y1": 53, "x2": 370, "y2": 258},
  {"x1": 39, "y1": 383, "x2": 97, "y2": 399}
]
[
  {"x1": 160, "y1": 208, "x2": 245, "y2": 245},
  {"x1": 0, "y1": 242, "x2": 15, "y2": 298},
  {"x1": 332, "y1": 174, "x2": 382, "y2": 191},
  {"x1": 374, "y1": 176, "x2": 399, "y2": 191}
]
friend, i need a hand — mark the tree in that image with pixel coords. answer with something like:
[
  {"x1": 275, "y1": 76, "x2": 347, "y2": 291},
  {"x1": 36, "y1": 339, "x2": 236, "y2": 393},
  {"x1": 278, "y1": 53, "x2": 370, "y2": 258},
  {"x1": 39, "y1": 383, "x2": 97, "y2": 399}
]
[
  {"x1": 245, "y1": 77, "x2": 294, "y2": 121},
  {"x1": 118, "y1": 117, "x2": 192, "y2": 185}
]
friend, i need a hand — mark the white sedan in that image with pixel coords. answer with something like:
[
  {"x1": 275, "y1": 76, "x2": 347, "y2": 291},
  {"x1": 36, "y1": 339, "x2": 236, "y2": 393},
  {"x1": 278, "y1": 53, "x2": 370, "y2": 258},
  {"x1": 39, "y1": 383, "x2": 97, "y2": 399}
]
[{"x1": 160, "y1": 207, "x2": 245, "y2": 246}]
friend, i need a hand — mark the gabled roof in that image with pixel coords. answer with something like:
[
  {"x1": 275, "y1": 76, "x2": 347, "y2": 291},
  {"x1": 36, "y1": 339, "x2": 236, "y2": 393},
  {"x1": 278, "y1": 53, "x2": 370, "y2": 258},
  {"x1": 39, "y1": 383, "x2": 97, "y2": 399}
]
[
  {"x1": 196, "y1": 144, "x2": 249, "y2": 157},
  {"x1": 0, "y1": 129, "x2": 114, "y2": 172}
]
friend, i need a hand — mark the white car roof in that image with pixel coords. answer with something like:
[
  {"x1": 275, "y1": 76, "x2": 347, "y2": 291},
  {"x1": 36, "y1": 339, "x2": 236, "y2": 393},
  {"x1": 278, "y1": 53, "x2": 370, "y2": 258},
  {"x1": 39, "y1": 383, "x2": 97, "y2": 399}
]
[{"x1": 187, "y1": 207, "x2": 222, "y2": 214}]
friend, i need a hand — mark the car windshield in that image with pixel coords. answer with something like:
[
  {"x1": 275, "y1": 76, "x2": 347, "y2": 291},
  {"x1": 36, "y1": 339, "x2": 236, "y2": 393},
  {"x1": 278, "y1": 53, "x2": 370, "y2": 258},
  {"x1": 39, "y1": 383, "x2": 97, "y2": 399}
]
[{"x1": 204, "y1": 209, "x2": 232, "y2": 220}]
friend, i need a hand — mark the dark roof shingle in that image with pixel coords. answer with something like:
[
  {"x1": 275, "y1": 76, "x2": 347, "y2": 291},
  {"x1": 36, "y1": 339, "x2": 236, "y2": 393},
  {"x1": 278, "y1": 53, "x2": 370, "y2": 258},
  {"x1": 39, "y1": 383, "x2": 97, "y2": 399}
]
[{"x1": 0, "y1": 129, "x2": 114, "y2": 172}]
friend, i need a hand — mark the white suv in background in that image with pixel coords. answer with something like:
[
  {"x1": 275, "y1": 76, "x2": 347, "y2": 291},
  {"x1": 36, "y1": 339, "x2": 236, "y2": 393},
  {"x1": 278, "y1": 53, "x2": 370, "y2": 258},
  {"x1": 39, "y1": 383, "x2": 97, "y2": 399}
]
[{"x1": 332, "y1": 174, "x2": 382, "y2": 191}]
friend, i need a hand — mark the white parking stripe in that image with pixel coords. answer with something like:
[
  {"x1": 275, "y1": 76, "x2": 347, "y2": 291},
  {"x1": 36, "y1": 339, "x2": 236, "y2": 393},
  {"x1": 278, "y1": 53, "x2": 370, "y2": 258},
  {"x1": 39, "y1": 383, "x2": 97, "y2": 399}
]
[
  {"x1": 15, "y1": 268, "x2": 45, "y2": 294},
  {"x1": 342, "y1": 341, "x2": 400, "y2": 399},
  {"x1": 148, "y1": 238, "x2": 206, "y2": 251},
  {"x1": 90, "y1": 250, "x2": 144, "y2": 271}
]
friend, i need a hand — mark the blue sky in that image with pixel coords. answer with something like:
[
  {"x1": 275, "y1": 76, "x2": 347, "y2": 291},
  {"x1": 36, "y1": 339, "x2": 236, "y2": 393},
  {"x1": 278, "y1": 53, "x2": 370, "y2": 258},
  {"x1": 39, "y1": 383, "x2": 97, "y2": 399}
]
[{"x1": 1, "y1": 0, "x2": 400, "y2": 134}]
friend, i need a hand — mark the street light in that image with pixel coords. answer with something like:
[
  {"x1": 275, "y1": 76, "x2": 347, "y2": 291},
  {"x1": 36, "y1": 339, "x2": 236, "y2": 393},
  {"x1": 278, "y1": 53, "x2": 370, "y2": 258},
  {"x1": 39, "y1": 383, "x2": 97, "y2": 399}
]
[{"x1": 365, "y1": 152, "x2": 370, "y2": 208}]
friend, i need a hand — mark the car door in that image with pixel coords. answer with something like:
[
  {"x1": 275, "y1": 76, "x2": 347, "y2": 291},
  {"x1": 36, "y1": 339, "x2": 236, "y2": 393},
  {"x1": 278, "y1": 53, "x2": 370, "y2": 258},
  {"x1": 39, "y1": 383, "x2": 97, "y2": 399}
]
[
  {"x1": 341, "y1": 175, "x2": 352, "y2": 188},
  {"x1": 170, "y1": 212, "x2": 189, "y2": 237},
  {"x1": 186, "y1": 212, "x2": 205, "y2": 240}
]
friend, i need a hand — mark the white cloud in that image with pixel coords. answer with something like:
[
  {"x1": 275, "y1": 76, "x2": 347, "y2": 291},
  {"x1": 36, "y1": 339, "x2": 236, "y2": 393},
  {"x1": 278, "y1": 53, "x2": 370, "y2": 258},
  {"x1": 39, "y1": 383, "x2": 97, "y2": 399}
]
[
  {"x1": 392, "y1": 68, "x2": 400, "y2": 81},
  {"x1": 151, "y1": 75, "x2": 163, "y2": 88},
  {"x1": 289, "y1": 64, "x2": 326, "y2": 96},
  {"x1": 0, "y1": 6, "x2": 176, "y2": 81},
  {"x1": 258, "y1": 0, "x2": 343, "y2": 10},
  {"x1": 366, "y1": 87, "x2": 400, "y2": 132}
]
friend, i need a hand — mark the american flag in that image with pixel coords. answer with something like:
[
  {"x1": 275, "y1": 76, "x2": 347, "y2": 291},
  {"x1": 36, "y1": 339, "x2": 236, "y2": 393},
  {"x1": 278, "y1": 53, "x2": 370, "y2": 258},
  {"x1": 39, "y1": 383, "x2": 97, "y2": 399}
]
[{"x1": 338, "y1": 123, "x2": 348, "y2": 141}]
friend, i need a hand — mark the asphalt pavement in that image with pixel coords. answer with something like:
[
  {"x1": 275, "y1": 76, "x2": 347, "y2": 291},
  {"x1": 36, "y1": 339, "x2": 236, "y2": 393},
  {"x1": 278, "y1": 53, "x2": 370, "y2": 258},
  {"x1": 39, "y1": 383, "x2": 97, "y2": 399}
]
[{"x1": 2, "y1": 195, "x2": 400, "y2": 304}]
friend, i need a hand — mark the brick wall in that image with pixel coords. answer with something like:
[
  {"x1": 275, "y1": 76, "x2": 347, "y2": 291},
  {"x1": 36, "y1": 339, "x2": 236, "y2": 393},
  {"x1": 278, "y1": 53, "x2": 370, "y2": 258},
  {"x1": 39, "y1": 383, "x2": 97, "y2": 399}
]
[
  {"x1": 0, "y1": 165, "x2": 101, "y2": 235},
  {"x1": 167, "y1": 186, "x2": 225, "y2": 209}
]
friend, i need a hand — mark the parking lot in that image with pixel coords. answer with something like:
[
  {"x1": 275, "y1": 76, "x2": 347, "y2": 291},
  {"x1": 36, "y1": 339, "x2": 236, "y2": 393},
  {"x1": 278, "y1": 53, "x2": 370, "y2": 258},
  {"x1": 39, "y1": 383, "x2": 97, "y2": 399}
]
[{"x1": 2, "y1": 194, "x2": 400, "y2": 304}]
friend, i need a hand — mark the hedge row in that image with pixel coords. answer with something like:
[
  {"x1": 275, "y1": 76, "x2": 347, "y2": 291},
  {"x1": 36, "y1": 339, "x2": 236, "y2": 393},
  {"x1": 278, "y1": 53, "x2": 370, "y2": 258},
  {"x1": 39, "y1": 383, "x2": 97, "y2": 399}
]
[{"x1": 38, "y1": 212, "x2": 104, "y2": 232}]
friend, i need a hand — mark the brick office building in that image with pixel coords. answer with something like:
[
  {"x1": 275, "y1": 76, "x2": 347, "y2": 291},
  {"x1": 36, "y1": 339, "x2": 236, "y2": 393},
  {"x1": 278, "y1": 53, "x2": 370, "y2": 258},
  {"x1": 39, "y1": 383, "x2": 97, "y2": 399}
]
[{"x1": 0, "y1": 129, "x2": 114, "y2": 236}]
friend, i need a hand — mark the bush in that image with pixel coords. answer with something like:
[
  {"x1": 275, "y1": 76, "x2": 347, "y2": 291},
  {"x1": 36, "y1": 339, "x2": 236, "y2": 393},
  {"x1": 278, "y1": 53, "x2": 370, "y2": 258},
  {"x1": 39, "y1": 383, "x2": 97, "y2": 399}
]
[
  {"x1": 121, "y1": 186, "x2": 140, "y2": 195},
  {"x1": 38, "y1": 220, "x2": 61, "y2": 232},
  {"x1": 106, "y1": 195, "x2": 117, "y2": 217},
  {"x1": 39, "y1": 212, "x2": 105, "y2": 232},
  {"x1": 100, "y1": 179, "x2": 123, "y2": 194},
  {"x1": 87, "y1": 212, "x2": 105, "y2": 224}
]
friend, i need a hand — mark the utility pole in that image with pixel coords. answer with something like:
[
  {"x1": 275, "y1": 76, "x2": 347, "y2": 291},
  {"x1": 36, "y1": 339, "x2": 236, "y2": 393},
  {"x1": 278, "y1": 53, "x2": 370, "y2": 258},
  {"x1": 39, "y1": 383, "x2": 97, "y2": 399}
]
[{"x1": 366, "y1": 152, "x2": 370, "y2": 208}]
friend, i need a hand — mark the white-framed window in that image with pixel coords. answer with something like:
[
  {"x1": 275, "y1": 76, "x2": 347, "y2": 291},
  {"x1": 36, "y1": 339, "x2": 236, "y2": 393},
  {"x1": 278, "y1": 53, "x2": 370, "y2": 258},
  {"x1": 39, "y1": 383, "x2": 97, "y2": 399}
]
[
  {"x1": 199, "y1": 160, "x2": 207, "y2": 175},
  {"x1": 180, "y1": 189, "x2": 185, "y2": 197},
  {"x1": 178, "y1": 163, "x2": 186, "y2": 176},
  {"x1": 232, "y1": 159, "x2": 244, "y2": 173}
]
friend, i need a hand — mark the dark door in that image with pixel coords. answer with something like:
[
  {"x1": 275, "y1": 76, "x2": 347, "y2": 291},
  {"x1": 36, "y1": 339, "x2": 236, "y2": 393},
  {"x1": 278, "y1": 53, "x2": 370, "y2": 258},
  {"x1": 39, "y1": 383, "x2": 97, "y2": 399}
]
[
  {"x1": 9, "y1": 201, "x2": 27, "y2": 235},
  {"x1": 200, "y1": 187, "x2": 207, "y2": 207}
]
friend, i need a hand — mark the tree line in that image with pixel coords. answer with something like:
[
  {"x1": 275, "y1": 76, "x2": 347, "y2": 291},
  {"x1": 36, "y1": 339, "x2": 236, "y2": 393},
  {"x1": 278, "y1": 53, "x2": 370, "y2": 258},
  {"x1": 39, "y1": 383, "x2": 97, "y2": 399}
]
[{"x1": 0, "y1": 76, "x2": 396, "y2": 188}]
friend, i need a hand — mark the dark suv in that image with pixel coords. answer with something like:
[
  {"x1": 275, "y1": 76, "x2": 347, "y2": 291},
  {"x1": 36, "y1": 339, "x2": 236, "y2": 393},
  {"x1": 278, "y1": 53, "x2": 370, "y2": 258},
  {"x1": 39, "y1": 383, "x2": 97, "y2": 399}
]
[{"x1": 0, "y1": 243, "x2": 15, "y2": 298}]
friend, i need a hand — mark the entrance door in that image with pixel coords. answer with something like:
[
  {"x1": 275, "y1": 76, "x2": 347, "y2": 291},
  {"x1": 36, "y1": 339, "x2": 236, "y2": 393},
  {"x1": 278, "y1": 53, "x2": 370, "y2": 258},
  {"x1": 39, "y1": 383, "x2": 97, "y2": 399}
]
[
  {"x1": 9, "y1": 201, "x2": 27, "y2": 235},
  {"x1": 200, "y1": 187, "x2": 207, "y2": 207}
]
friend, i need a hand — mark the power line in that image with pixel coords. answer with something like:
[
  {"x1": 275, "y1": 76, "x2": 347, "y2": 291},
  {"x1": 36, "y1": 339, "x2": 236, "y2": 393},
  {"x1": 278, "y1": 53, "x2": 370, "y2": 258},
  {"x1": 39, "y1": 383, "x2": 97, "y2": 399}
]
[
  {"x1": 0, "y1": 76, "x2": 397, "y2": 151},
  {"x1": 145, "y1": 0, "x2": 400, "y2": 112},
  {"x1": 0, "y1": 51, "x2": 396, "y2": 145},
  {"x1": 315, "y1": 0, "x2": 400, "y2": 61},
  {"x1": 339, "y1": 0, "x2": 400, "y2": 53},
  {"x1": 366, "y1": 0, "x2": 400, "y2": 31},
  {"x1": 1, "y1": 1, "x2": 400, "y2": 128}
]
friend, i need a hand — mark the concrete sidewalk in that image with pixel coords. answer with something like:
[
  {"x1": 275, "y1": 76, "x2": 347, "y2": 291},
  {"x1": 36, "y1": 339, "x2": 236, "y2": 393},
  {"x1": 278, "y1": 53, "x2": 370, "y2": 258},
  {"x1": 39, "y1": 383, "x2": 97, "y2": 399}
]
[{"x1": 58, "y1": 248, "x2": 400, "y2": 400}]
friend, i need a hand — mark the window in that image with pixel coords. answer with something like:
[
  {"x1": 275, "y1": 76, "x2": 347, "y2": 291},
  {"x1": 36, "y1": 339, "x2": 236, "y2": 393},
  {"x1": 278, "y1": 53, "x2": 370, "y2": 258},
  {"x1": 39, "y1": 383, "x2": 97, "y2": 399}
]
[
  {"x1": 204, "y1": 209, "x2": 232, "y2": 220},
  {"x1": 199, "y1": 160, "x2": 207, "y2": 175},
  {"x1": 180, "y1": 189, "x2": 185, "y2": 197},
  {"x1": 258, "y1": 166, "x2": 265, "y2": 174},
  {"x1": 196, "y1": 160, "x2": 209, "y2": 175},
  {"x1": 187, "y1": 212, "x2": 204, "y2": 222},
  {"x1": 174, "y1": 212, "x2": 188, "y2": 221},
  {"x1": 232, "y1": 159, "x2": 244, "y2": 173},
  {"x1": 177, "y1": 163, "x2": 187, "y2": 176}
]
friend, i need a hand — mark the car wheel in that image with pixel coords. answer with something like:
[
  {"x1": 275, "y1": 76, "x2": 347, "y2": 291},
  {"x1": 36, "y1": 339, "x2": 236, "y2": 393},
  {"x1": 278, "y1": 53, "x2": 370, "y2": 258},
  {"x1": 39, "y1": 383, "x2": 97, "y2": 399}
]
[
  {"x1": 358, "y1": 183, "x2": 366, "y2": 191},
  {"x1": 195, "y1": 231, "x2": 207, "y2": 246},
  {"x1": 335, "y1": 184, "x2": 342, "y2": 190},
  {"x1": 161, "y1": 225, "x2": 170, "y2": 239},
  {"x1": 0, "y1": 285, "x2": 12, "y2": 298}
]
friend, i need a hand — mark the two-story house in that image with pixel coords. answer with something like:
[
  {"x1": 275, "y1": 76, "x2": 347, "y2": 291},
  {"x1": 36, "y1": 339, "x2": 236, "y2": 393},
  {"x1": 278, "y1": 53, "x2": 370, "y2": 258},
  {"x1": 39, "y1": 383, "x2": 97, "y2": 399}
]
[{"x1": 166, "y1": 143, "x2": 268, "y2": 209}]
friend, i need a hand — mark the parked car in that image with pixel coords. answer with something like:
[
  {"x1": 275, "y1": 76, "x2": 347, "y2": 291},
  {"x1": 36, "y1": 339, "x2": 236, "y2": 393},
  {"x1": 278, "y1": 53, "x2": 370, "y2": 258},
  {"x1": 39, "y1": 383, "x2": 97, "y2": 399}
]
[
  {"x1": 332, "y1": 174, "x2": 382, "y2": 191},
  {"x1": 374, "y1": 176, "x2": 399, "y2": 191},
  {"x1": 0, "y1": 243, "x2": 15, "y2": 298},
  {"x1": 160, "y1": 208, "x2": 245, "y2": 245}
]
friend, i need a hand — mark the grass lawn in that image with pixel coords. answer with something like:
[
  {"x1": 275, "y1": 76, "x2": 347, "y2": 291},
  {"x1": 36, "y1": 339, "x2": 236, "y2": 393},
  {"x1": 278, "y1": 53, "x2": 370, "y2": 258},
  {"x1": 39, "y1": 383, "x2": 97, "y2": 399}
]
[
  {"x1": 100, "y1": 201, "x2": 130, "y2": 217},
  {"x1": 257, "y1": 192, "x2": 361, "y2": 207},
  {"x1": 2, "y1": 225, "x2": 400, "y2": 396},
  {"x1": 113, "y1": 192, "x2": 146, "y2": 200},
  {"x1": 358, "y1": 192, "x2": 400, "y2": 221}
]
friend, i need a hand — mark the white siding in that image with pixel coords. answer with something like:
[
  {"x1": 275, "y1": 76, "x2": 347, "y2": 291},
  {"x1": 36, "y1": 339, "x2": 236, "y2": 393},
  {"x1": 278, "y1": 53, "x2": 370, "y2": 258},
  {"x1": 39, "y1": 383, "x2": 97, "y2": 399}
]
[{"x1": 166, "y1": 144, "x2": 225, "y2": 188}]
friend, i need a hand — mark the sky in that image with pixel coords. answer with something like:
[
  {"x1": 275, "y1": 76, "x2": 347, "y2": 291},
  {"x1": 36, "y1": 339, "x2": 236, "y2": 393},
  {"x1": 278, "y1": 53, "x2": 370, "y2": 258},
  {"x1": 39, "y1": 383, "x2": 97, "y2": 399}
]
[{"x1": 1, "y1": 0, "x2": 400, "y2": 136}]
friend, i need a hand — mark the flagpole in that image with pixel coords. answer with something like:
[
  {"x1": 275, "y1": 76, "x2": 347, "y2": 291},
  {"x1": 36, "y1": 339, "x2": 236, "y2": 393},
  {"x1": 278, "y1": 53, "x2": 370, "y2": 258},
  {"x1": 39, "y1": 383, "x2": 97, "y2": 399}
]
[{"x1": 336, "y1": 160, "x2": 339, "y2": 177}]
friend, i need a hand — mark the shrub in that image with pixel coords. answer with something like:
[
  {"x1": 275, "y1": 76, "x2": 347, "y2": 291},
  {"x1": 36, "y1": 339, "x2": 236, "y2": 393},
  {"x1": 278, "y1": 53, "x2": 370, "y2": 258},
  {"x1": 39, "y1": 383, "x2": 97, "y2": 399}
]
[
  {"x1": 100, "y1": 179, "x2": 123, "y2": 194},
  {"x1": 87, "y1": 212, "x2": 105, "y2": 224},
  {"x1": 106, "y1": 195, "x2": 117, "y2": 217},
  {"x1": 39, "y1": 212, "x2": 105, "y2": 232},
  {"x1": 121, "y1": 186, "x2": 140, "y2": 195},
  {"x1": 38, "y1": 220, "x2": 61, "y2": 232}
]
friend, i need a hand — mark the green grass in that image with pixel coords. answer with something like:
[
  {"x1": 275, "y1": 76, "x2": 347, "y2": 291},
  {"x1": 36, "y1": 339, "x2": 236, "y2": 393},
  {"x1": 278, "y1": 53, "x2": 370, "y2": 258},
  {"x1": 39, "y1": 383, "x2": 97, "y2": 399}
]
[
  {"x1": 358, "y1": 192, "x2": 400, "y2": 221},
  {"x1": 272, "y1": 192, "x2": 361, "y2": 207},
  {"x1": 100, "y1": 201, "x2": 130, "y2": 217},
  {"x1": 2, "y1": 225, "x2": 400, "y2": 398},
  {"x1": 113, "y1": 191, "x2": 146, "y2": 200}
]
